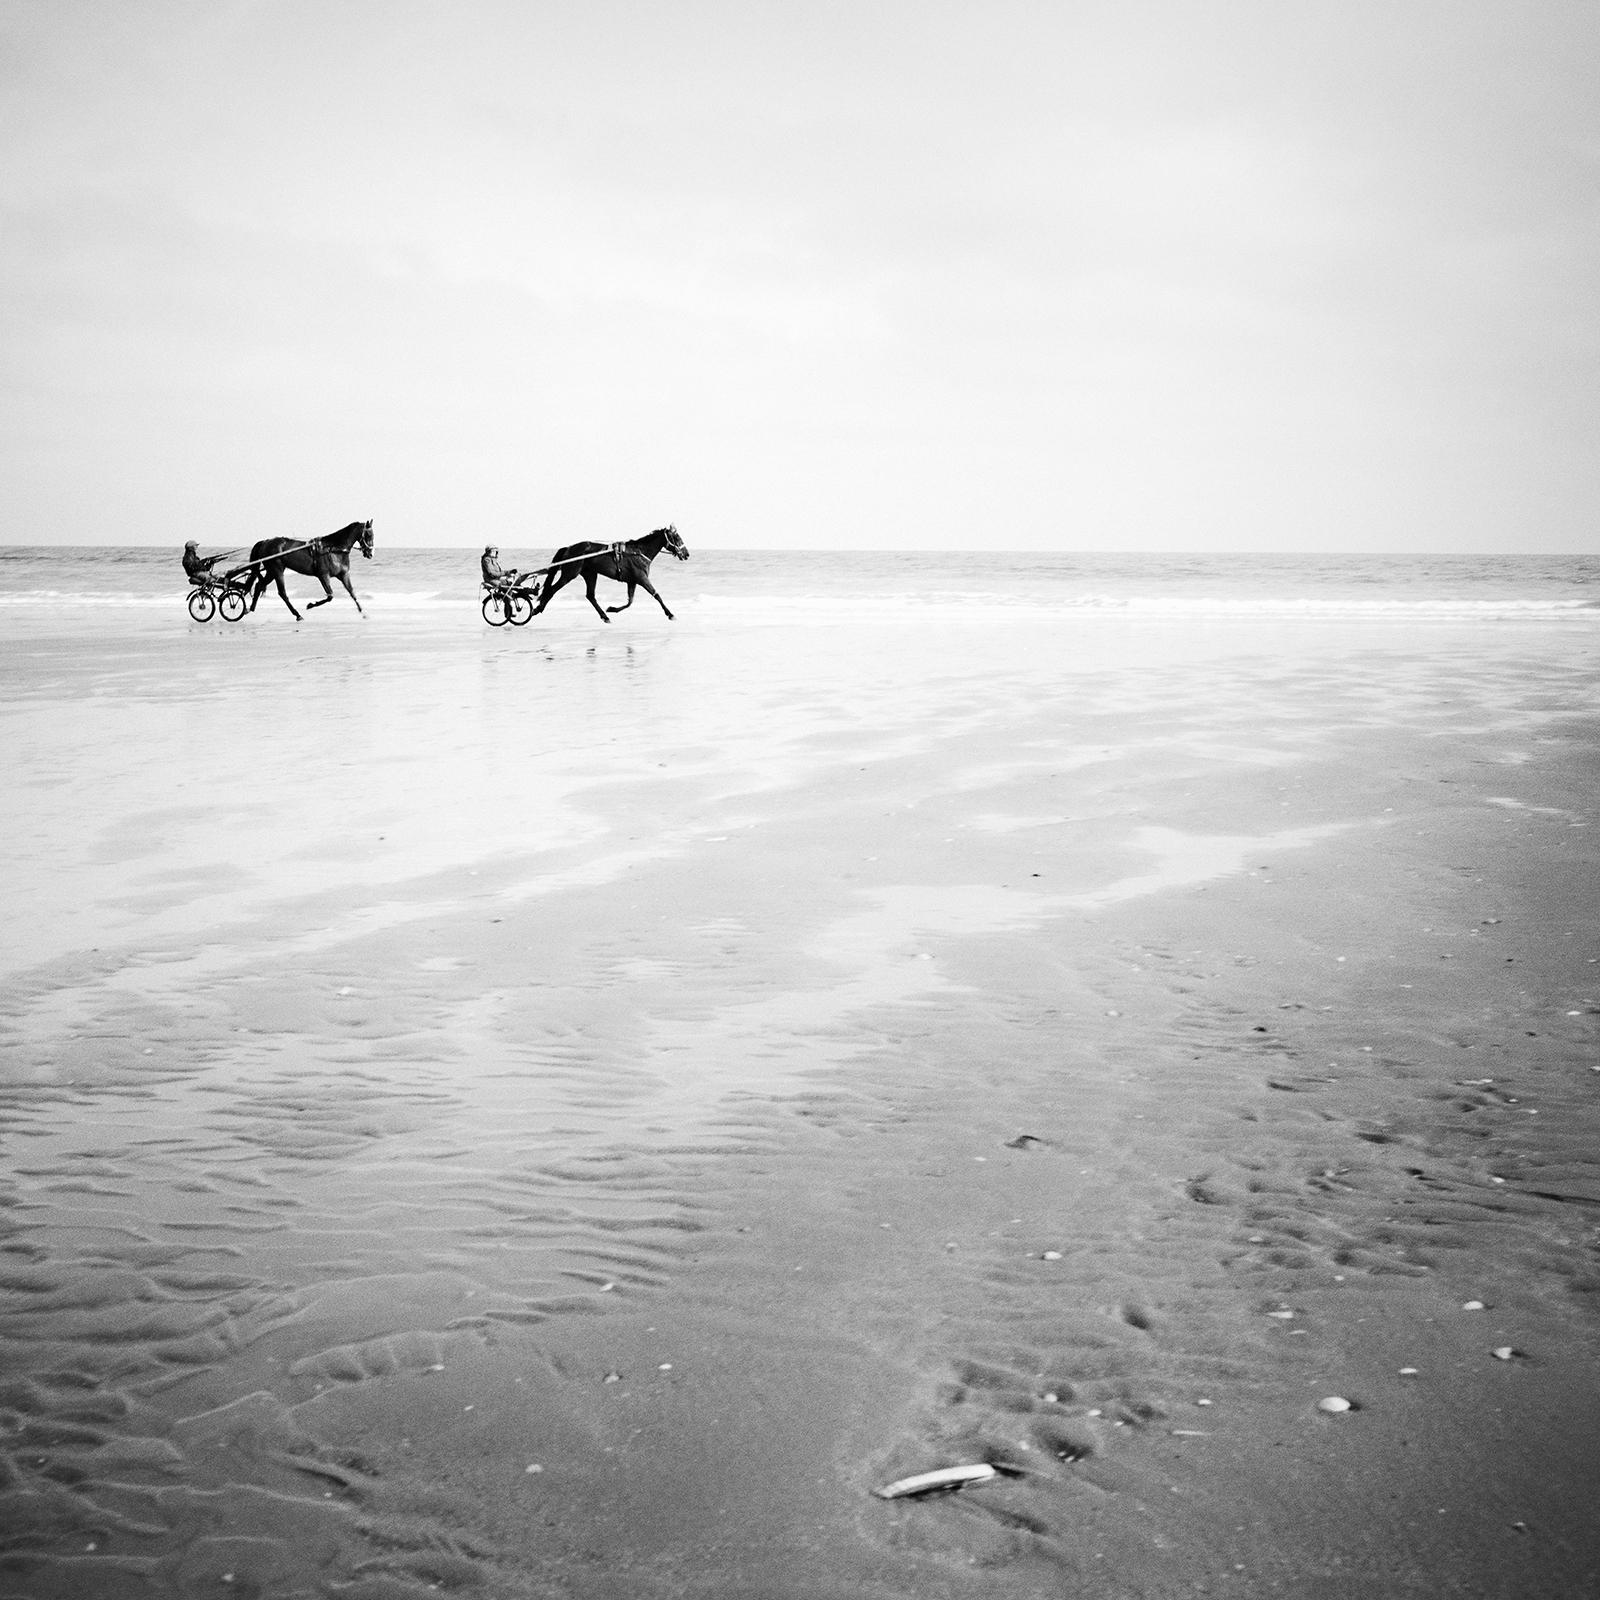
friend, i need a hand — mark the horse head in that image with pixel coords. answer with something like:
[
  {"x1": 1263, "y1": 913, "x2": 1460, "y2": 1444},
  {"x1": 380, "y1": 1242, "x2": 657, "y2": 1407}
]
[
  {"x1": 356, "y1": 520, "x2": 374, "y2": 559},
  {"x1": 656, "y1": 524, "x2": 689, "y2": 561}
]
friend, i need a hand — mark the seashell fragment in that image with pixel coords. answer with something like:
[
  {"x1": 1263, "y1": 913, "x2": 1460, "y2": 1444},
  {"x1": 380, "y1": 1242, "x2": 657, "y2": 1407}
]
[
  {"x1": 1493, "y1": 1347, "x2": 1515, "y2": 1361},
  {"x1": 1317, "y1": 1396, "x2": 1353, "y2": 1414},
  {"x1": 875, "y1": 1463, "x2": 999, "y2": 1499}
]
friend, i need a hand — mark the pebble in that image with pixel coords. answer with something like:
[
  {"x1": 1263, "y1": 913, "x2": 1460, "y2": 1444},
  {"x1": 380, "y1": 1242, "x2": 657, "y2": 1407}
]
[
  {"x1": 1317, "y1": 1396, "x2": 1353, "y2": 1414},
  {"x1": 1493, "y1": 1347, "x2": 1515, "y2": 1361},
  {"x1": 1042, "y1": 1250, "x2": 1063, "y2": 1261},
  {"x1": 524, "y1": 1463, "x2": 544, "y2": 1474},
  {"x1": 1462, "y1": 1300, "x2": 1486, "y2": 1311},
  {"x1": 1400, "y1": 1367, "x2": 1419, "y2": 1376}
]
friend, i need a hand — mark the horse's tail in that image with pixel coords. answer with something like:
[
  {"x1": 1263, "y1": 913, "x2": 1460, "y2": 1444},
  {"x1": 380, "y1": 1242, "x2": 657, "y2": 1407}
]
[{"x1": 534, "y1": 551, "x2": 559, "y2": 601}]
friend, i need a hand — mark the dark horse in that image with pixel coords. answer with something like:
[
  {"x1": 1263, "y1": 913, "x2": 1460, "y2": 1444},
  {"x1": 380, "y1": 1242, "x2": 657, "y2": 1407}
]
[
  {"x1": 237, "y1": 520, "x2": 374, "y2": 620},
  {"x1": 531, "y1": 525, "x2": 689, "y2": 622}
]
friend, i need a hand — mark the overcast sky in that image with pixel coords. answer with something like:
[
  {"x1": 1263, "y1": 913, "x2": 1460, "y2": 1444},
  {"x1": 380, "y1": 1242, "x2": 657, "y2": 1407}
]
[{"x1": 2, "y1": 1, "x2": 1597, "y2": 550}]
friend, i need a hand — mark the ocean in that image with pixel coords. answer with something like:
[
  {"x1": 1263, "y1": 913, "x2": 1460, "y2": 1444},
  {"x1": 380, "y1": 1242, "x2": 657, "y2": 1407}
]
[{"x1": 1, "y1": 546, "x2": 1596, "y2": 635}]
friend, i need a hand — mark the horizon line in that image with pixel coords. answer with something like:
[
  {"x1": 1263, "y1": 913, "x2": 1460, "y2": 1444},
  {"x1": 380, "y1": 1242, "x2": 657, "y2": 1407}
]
[{"x1": 3, "y1": 542, "x2": 1596, "y2": 558}]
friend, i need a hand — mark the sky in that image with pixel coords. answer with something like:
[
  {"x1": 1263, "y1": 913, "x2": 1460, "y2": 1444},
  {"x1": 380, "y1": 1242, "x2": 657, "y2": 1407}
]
[{"x1": 2, "y1": 1, "x2": 1597, "y2": 551}]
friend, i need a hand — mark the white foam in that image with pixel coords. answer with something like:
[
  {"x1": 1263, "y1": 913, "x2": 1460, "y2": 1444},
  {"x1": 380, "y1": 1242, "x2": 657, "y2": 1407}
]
[{"x1": 689, "y1": 593, "x2": 1599, "y2": 625}]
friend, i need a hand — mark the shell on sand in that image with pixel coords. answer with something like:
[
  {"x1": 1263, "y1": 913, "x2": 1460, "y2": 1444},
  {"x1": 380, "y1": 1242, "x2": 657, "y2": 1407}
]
[{"x1": 875, "y1": 1463, "x2": 999, "y2": 1499}]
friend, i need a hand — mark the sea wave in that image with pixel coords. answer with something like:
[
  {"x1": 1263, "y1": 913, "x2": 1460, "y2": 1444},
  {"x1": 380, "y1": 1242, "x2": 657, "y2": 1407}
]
[
  {"x1": 1, "y1": 589, "x2": 1594, "y2": 622},
  {"x1": 0, "y1": 588, "x2": 451, "y2": 610},
  {"x1": 689, "y1": 593, "x2": 1599, "y2": 622}
]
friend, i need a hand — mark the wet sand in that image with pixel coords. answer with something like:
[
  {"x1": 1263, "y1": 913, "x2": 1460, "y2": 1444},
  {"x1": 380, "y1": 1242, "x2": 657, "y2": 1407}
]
[{"x1": 2, "y1": 597, "x2": 1598, "y2": 1597}]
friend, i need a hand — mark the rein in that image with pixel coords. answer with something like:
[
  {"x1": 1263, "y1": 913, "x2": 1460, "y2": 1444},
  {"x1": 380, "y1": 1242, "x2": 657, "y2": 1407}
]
[
  {"x1": 228, "y1": 534, "x2": 366, "y2": 575},
  {"x1": 518, "y1": 542, "x2": 642, "y2": 580},
  {"x1": 228, "y1": 538, "x2": 314, "y2": 574},
  {"x1": 517, "y1": 535, "x2": 673, "y2": 581}
]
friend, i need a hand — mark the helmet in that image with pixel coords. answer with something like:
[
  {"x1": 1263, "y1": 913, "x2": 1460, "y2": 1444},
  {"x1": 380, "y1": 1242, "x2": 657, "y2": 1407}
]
[{"x1": 185, "y1": 540, "x2": 198, "y2": 549}]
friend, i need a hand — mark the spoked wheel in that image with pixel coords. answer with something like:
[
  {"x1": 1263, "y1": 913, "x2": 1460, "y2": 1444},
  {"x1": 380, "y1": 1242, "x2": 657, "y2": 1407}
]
[
  {"x1": 508, "y1": 591, "x2": 534, "y2": 626},
  {"x1": 188, "y1": 588, "x2": 216, "y2": 622},
  {"x1": 219, "y1": 586, "x2": 249, "y2": 622},
  {"x1": 482, "y1": 592, "x2": 511, "y2": 627}
]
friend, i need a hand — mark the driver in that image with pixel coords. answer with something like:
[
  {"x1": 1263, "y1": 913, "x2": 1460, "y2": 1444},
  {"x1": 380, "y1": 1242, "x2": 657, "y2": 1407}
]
[
  {"x1": 481, "y1": 545, "x2": 519, "y2": 588},
  {"x1": 182, "y1": 540, "x2": 221, "y2": 585}
]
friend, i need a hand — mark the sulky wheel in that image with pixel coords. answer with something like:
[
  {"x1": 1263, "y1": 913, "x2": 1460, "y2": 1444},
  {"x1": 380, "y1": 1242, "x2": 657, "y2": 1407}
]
[
  {"x1": 509, "y1": 591, "x2": 534, "y2": 625},
  {"x1": 219, "y1": 586, "x2": 249, "y2": 622},
  {"x1": 482, "y1": 591, "x2": 510, "y2": 627},
  {"x1": 187, "y1": 588, "x2": 216, "y2": 622}
]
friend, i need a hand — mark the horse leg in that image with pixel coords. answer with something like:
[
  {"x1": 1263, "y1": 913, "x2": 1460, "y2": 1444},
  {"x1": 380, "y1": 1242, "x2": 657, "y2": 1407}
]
[
  {"x1": 604, "y1": 583, "x2": 637, "y2": 615},
  {"x1": 636, "y1": 577, "x2": 674, "y2": 620},
  {"x1": 272, "y1": 566, "x2": 302, "y2": 620},
  {"x1": 305, "y1": 571, "x2": 335, "y2": 609},
  {"x1": 583, "y1": 571, "x2": 611, "y2": 622},
  {"x1": 338, "y1": 569, "x2": 365, "y2": 615}
]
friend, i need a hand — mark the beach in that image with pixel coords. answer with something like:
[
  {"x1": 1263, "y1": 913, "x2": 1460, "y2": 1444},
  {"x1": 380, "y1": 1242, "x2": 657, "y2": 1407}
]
[{"x1": 2, "y1": 551, "x2": 1598, "y2": 1598}]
